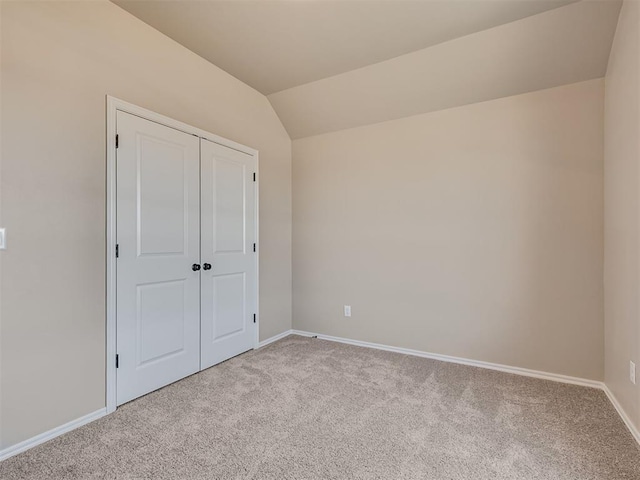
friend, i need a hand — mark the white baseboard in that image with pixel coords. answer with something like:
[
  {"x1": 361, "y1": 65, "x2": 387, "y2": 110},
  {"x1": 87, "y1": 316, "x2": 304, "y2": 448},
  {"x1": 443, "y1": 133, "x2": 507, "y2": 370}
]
[
  {"x1": 602, "y1": 385, "x2": 640, "y2": 445},
  {"x1": 0, "y1": 408, "x2": 107, "y2": 462},
  {"x1": 257, "y1": 329, "x2": 294, "y2": 348},
  {"x1": 291, "y1": 330, "x2": 602, "y2": 388},
  {"x1": 290, "y1": 329, "x2": 640, "y2": 446},
  {"x1": 0, "y1": 329, "x2": 298, "y2": 462},
  {"x1": 3, "y1": 330, "x2": 639, "y2": 463}
]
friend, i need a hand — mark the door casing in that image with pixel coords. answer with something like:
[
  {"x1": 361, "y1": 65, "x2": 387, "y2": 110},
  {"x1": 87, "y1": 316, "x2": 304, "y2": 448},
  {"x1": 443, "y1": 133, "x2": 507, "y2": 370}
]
[{"x1": 106, "y1": 96, "x2": 260, "y2": 414}]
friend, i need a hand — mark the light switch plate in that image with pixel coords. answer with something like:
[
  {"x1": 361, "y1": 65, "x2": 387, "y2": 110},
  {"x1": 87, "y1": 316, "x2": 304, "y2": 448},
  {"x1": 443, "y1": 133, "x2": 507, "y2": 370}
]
[{"x1": 0, "y1": 228, "x2": 5, "y2": 250}]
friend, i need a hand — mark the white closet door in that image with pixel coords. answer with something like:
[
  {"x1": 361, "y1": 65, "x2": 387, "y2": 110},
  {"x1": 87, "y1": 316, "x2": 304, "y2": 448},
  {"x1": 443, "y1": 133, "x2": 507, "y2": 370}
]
[
  {"x1": 200, "y1": 138, "x2": 257, "y2": 369},
  {"x1": 116, "y1": 111, "x2": 201, "y2": 405}
]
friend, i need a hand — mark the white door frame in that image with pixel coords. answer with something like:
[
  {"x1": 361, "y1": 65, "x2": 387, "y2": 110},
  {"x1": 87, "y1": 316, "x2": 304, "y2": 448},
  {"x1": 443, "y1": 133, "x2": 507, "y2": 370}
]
[{"x1": 106, "y1": 96, "x2": 260, "y2": 414}]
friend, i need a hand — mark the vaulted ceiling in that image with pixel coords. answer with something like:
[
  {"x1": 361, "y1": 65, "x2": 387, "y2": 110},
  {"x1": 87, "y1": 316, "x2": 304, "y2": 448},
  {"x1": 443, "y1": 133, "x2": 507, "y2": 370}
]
[{"x1": 113, "y1": 0, "x2": 621, "y2": 138}]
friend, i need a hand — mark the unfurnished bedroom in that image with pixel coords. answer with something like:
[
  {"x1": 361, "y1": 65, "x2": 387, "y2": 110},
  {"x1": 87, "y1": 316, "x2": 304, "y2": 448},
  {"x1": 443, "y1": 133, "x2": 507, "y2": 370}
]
[{"x1": 0, "y1": 1, "x2": 639, "y2": 478}]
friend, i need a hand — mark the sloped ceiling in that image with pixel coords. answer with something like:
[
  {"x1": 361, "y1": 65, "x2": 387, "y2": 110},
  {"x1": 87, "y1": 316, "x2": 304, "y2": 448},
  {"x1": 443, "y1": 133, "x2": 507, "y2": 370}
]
[
  {"x1": 269, "y1": 0, "x2": 621, "y2": 138},
  {"x1": 113, "y1": 0, "x2": 621, "y2": 139},
  {"x1": 114, "y1": 0, "x2": 576, "y2": 95}
]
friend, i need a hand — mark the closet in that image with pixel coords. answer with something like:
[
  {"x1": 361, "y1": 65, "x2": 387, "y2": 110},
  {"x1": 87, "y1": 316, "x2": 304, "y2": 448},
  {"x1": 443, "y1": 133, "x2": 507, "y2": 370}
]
[{"x1": 115, "y1": 111, "x2": 257, "y2": 405}]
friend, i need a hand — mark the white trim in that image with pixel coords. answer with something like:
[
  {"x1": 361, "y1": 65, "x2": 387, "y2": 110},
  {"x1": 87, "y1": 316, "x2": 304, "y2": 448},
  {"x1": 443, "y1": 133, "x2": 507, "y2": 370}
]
[
  {"x1": 254, "y1": 151, "x2": 260, "y2": 350},
  {"x1": 290, "y1": 330, "x2": 602, "y2": 388},
  {"x1": 107, "y1": 97, "x2": 257, "y2": 157},
  {"x1": 106, "y1": 96, "x2": 260, "y2": 414},
  {"x1": 288, "y1": 330, "x2": 640, "y2": 445},
  {"x1": 602, "y1": 385, "x2": 640, "y2": 445},
  {"x1": 257, "y1": 329, "x2": 293, "y2": 348},
  {"x1": 106, "y1": 96, "x2": 117, "y2": 414},
  {"x1": 0, "y1": 408, "x2": 106, "y2": 462},
  {"x1": 2, "y1": 333, "x2": 638, "y2": 462}
]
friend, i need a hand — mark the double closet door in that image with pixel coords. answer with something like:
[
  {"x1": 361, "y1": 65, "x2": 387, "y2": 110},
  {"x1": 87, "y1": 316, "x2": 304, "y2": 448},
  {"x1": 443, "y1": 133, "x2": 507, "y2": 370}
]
[{"x1": 115, "y1": 111, "x2": 257, "y2": 406}]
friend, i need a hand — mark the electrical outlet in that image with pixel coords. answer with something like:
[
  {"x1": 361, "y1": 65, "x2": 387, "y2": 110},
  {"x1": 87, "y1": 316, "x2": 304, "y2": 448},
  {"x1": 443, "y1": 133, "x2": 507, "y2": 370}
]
[
  {"x1": 0, "y1": 228, "x2": 5, "y2": 250},
  {"x1": 344, "y1": 305, "x2": 351, "y2": 317},
  {"x1": 631, "y1": 361, "x2": 636, "y2": 385}
]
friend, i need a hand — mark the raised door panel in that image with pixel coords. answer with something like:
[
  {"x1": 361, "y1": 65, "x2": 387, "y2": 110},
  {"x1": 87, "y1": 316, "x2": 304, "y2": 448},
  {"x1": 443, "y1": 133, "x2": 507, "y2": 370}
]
[
  {"x1": 137, "y1": 280, "x2": 186, "y2": 366},
  {"x1": 211, "y1": 273, "x2": 246, "y2": 341},
  {"x1": 213, "y1": 159, "x2": 246, "y2": 254},
  {"x1": 137, "y1": 138, "x2": 188, "y2": 256}
]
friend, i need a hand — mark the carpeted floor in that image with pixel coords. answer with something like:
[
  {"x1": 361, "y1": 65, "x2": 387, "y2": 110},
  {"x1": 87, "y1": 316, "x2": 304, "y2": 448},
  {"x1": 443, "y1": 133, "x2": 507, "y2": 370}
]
[{"x1": 1, "y1": 335, "x2": 639, "y2": 479}]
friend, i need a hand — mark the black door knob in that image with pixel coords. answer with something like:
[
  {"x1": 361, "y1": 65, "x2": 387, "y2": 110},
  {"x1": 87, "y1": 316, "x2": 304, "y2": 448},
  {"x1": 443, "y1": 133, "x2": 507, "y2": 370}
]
[
  {"x1": 192, "y1": 264, "x2": 201, "y2": 271},
  {"x1": 203, "y1": 263, "x2": 212, "y2": 270}
]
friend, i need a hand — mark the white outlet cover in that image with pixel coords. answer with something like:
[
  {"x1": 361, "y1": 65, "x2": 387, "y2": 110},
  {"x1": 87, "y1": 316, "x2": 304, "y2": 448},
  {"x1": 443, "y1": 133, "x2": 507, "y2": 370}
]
[
  {"x1": 0, "y1": 228, "x2": 5, "y2": 250},
  {"x1": 631, "y1": 361, "x2": 636, "y2": 385},
  {"x1": 344, "y1": 305, "x2": 351, "y2": 317}
]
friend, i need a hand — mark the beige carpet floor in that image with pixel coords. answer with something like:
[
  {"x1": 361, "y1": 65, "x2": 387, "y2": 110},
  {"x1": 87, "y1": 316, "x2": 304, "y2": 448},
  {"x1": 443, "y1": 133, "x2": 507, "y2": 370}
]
[{"x1": 1, "y1": 335, "x2": 639, "y2": 479}]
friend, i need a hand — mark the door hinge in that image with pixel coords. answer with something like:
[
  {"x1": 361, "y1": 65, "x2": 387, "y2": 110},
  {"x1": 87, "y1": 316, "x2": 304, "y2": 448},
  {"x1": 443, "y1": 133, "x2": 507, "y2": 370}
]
[
  {"x1": 253, "y1": 314, "x2": 256, "y2": 324},
  {"x1": 253, "y1": 243, "x2": 256, "y2": 252},
  {"x1": 253, "y1": 172, "x2": 256, "y2": 182},
  {"x1": 115, "y1": 244, "x2": 119, "y2": 258},
  {"x1": 115, "y1": 354, "x2": 119, "y2": 368},
  {"x1": 115, "y1": 134, "x2": 119, "y2": 149}
]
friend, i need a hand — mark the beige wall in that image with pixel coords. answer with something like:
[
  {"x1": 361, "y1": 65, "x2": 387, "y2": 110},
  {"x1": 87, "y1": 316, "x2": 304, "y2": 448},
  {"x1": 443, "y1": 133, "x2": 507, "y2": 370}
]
[
  {"x1": 293, "y1": 79, "x2": 604, "y2": 380},
  {"x1": 0, "y1": 1, "x2": 291, "y2": 449},
  {"x1": 604, "y1": 0, "x2": 640, "y2": 432}
]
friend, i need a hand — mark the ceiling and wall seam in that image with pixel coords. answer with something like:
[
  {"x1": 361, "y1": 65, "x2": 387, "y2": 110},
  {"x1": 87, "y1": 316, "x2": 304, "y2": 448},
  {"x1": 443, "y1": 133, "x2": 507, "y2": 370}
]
[
  {"x1": 112, "y1": 1, "x2": 621, "y2": 141},
  {"x1": 267, "y1": 0, "x2": 621, "y2": 139},
  {"x1": 114, "y1": 0, "x2": 579, "y2": 95}
]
